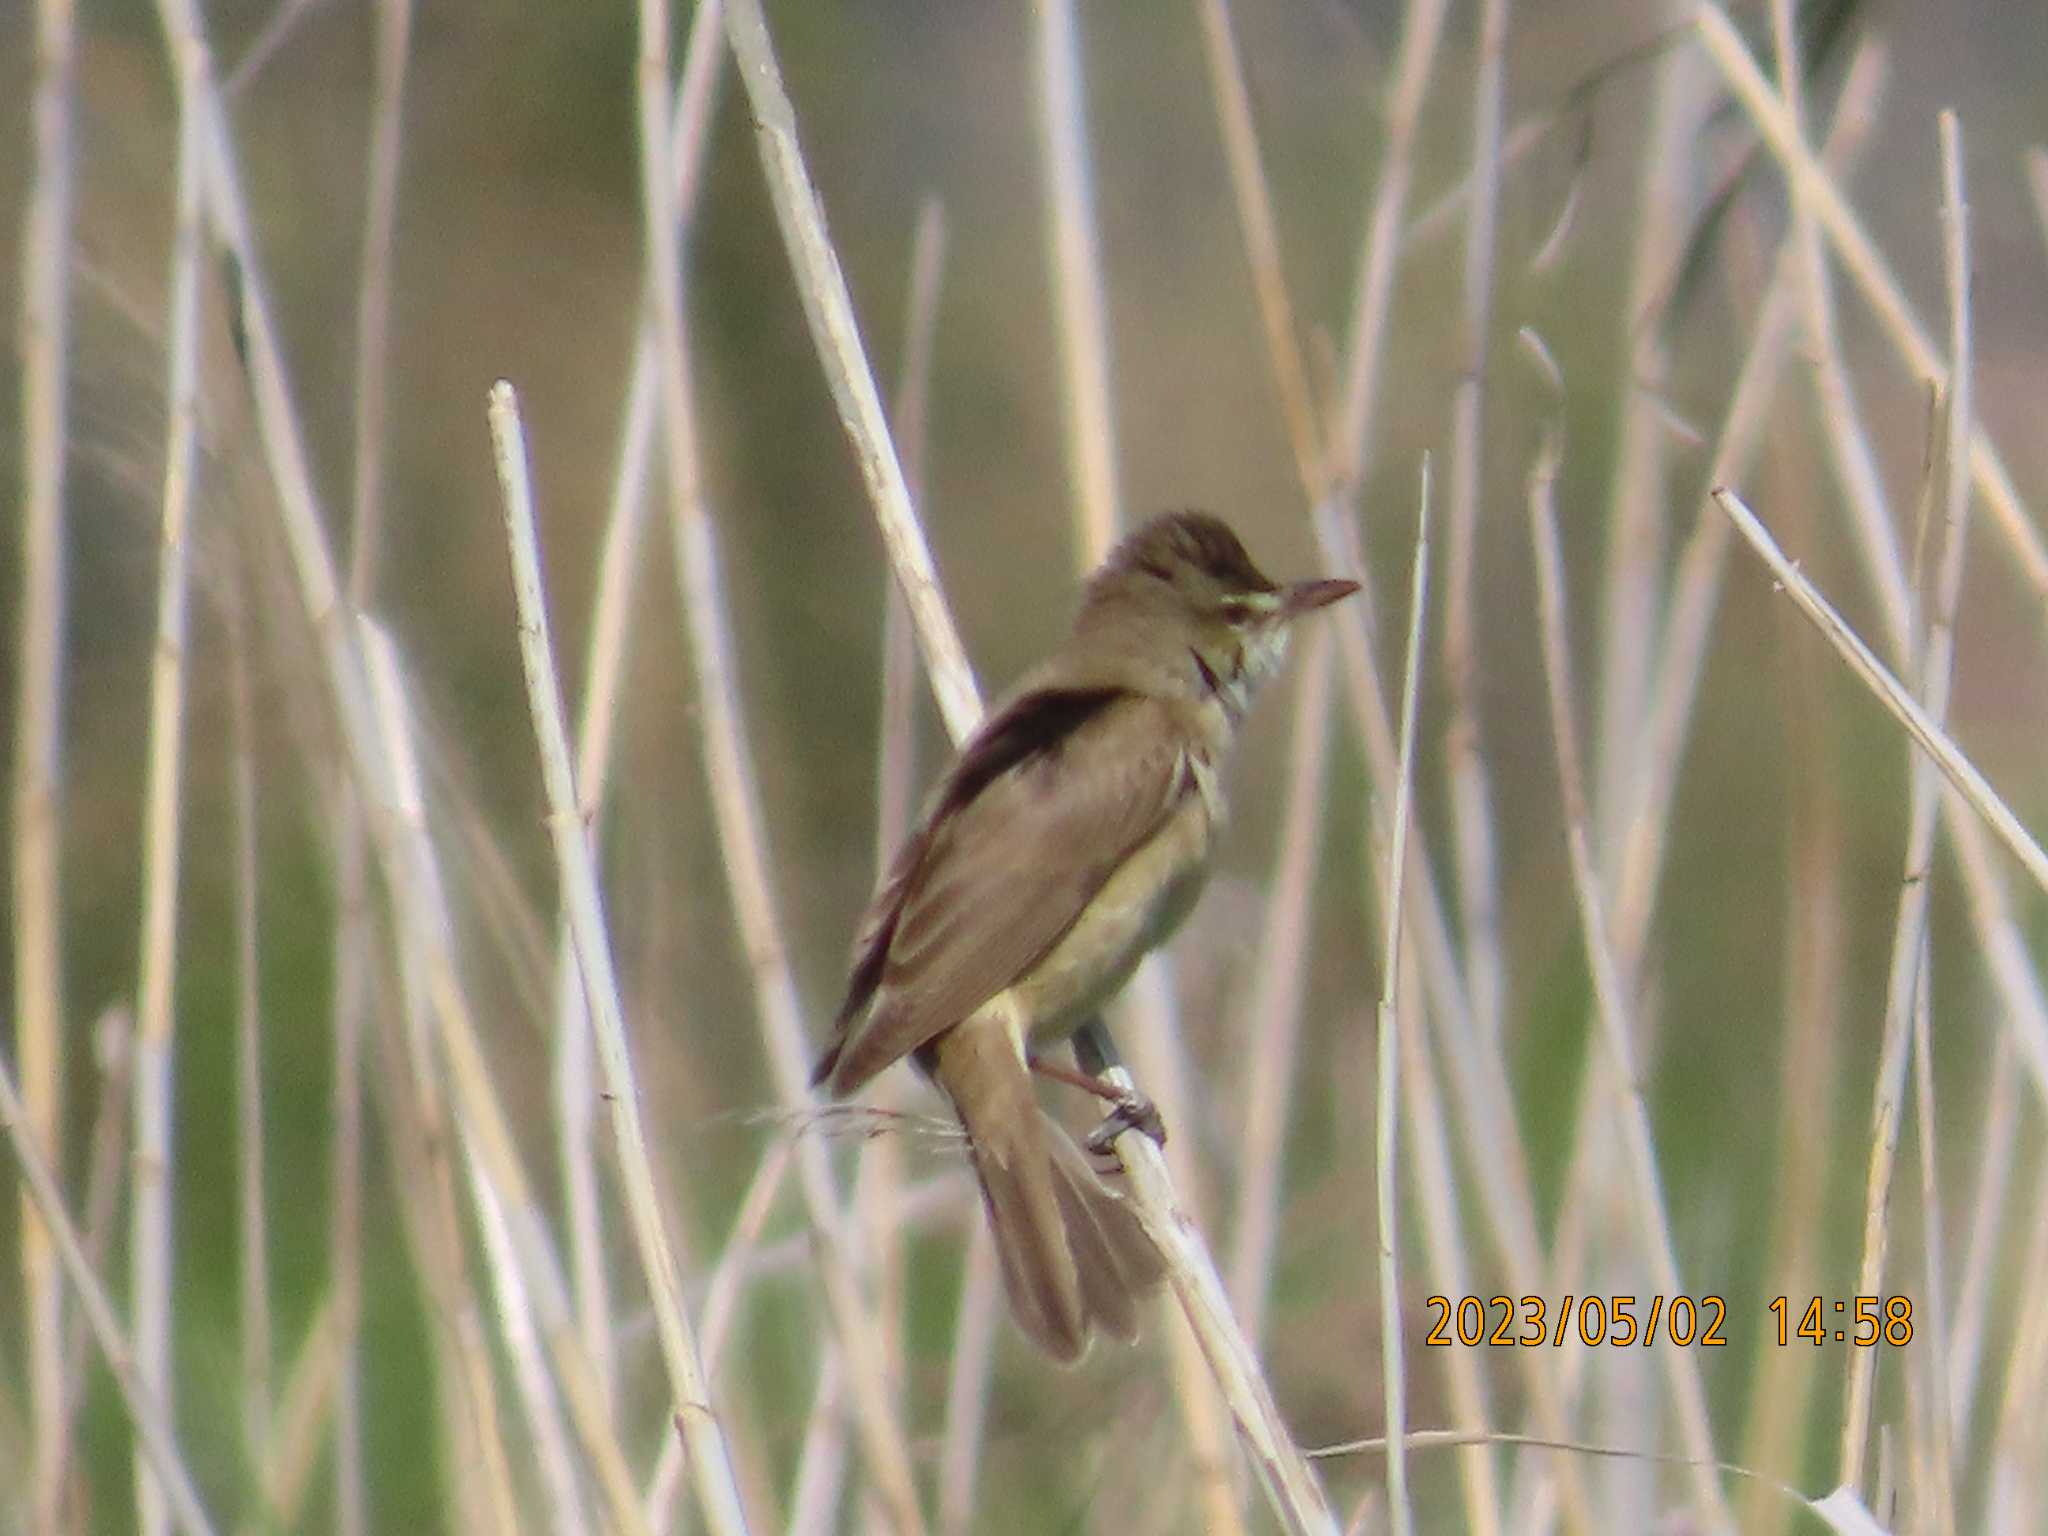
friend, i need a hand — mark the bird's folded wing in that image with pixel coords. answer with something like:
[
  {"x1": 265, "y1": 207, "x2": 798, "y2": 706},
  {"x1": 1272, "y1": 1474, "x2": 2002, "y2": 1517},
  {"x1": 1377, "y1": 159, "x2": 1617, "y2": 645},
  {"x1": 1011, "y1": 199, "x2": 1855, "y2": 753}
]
[{"x1": 821, "y1": 686, "x2": 1193, "y2": 1094}]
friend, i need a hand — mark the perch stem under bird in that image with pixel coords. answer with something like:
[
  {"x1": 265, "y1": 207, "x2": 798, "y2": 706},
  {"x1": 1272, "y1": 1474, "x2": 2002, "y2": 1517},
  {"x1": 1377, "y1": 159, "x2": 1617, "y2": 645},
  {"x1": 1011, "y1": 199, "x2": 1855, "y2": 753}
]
[{"x1": 813, "y1": 511, "x2": 1357, "y2": 1360}]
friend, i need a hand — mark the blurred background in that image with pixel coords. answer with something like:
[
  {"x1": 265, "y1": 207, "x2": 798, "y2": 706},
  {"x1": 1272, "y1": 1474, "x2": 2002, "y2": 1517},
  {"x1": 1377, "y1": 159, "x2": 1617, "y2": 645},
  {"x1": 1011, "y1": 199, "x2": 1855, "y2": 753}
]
[{"x1": 5, "y1": 0, "x2": 2048, "y2": 1532}]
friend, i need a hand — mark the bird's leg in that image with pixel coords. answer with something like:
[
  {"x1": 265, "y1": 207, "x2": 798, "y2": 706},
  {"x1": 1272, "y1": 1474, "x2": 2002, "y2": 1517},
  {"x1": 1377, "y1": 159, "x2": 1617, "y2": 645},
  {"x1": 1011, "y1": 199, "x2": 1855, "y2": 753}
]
[{"x1": 1027, "y1": 1048, "x2": 1167, "y2": 1150}]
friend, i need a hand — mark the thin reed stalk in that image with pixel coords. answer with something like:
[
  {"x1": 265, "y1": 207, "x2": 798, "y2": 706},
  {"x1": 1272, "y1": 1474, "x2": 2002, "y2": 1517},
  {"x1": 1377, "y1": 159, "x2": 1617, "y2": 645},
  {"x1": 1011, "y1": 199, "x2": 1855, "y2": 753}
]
[
  {"x1": 1529, "y1": 438, "x2": 1732, "y2": 1527},
  {"x1": 130, "y1": 39, "x2": 207, "y2": 1536},
  {"x1": 226, "y1": 584, "x2": 271, "y2": 1523},
  {"x1": 1442, "y1": 0, "x2": 1510, "y2": 1050},
  {"x1": 329, "y1": 5, "x2": 412, "y2": 1526},
  {"x1": 1373, "y1": 461, "x2": 1433, "y2": 1536},
  {"x1": 0, "y1": 1050, "x2": 219, "y2": 1536},
  {"x1": 492, "y1": 382, "x2": 754, "y2": 1536},
  {"x1": 16, "y1": 2, "x2": 77, "y2": 1528},
  {"x1": 1840, "y1": 109, "x2": 1974, "y2": 1506},
  {"x1": 1227, "y1": 630, "x2": 1334, "y2": 1340},
  {"x1": 1031, "y1": 0, "x2": 1121, "y2": 558},
  {"x1": 1694, "y1": 3, "x2": 2048, "y2": 600},
  {"x1": 555, "y1": 0, "x2": 727, "y2": 1413},
  {"x1": 1198, "y1": 8, "x2": 1581, "y2": 1521},
  {"x1": 1327, "y1": 0, "x2": 1449, "y2": 497},
  {"x1": 1029, "y1": 4, "x2": 1240, "y2": 1522}
]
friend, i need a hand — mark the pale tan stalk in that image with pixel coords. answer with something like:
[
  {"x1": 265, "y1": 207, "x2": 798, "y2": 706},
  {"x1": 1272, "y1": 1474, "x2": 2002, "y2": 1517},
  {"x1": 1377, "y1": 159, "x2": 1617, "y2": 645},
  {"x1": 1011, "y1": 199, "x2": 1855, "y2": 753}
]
[
  {"x1": 720, "y1": 0, "x2": 980, "y2": 742},
  {"x1": 16, "y1": 3, "x2": 76, "y2": 1529},
  {"x1": 935, "y1": 1233, "x2": 1000, "y2": 1536},
  {"x1": 60, "y1": 1008, "x2": 134, "y2": 1436},
  {"x1": 1404, "y1": 110, "x2": 1552, "y2": 253},
  {"x1": 1031, "y1": 0, "x2": 1121, "y2": 558},
  {"x1": 328, "y1": 6, "x2": 411, "y2": 1527},
  {"x1": 361, "y1": 621, "x2": 564, "y2": 1536},
  {"x1": 1987, "y1": 1177, "x2": 2048, "y2": 1522},
  {"x1": 860, "y1": 194, "x2": 947, "y2": 1409},
  {"x1": 1529, "y1": 440, "x2": 1732, "y2": 1526},
  {"x1": 1198, "y1": 2, "x2": 1572, "y2": 1513},
  {"x1": 1227, "y1": 630, "x2": 1334, "y2": 1339},
  {"x1": 468, "y1": 1146, "x2": 586, "y2": 1536},
  {"x1": 638, "y1": 4, "x2": 932, "y2": 1522},
  {"x1": 695, "y1": 1141, "x2": 796, "y2": 1375},
  {"x1": 493, "y1": 382, "x2": 753, "y2": 1536},
  {"x1": 1029, "y1": 2, "x2": 1236, "y2": 1517},
  {"x1": 357, "y1": 928, "x2": 521, "y2": 1536},
  {"x1": 1590, "y1": 41, "x2": 1713, "y2": 870},
  {"x1": 131, "y1": 45, "x2": 207, "y2": 1536},
  {"x1": 1374, "y1": 462, "x2": 1432, "y2": 1536},
  {"x1": 1327, "y1": 0, "x2": 1449, "y2": 496},
  {"x1": 785, "y1": 1353, "x2": 850, "y2": 1536},
  {"x1": 1694, "y1": 4, "x2": 2048, "y2": 600},
  {"x1": 1837, "y1": 111, "x2": 1973, "y2": 1508},
  {"x1": 1192, "y1": 0, "x2": 1323, "y2": 494},
  {"x1": 1711, "y1": 487, "x2": 2048, "y2": 896},
  {"x1": 1946, "y1": 1032, "x2": 2017, "y2": 1445},
  {"x1": 556, "y1": 0, "x2": 726, "y2": 1411},
  {"x1": 132, "y1": 20, "x2": 647, "y2": 1491},
  {"x1": 721, "y1": 6, "x2": 1327, "y2": 1524},
  {"x1": 0, "y1": 1051, "x2": 218, "y2": 1536},
  {"x1": 1443, "y1": 0, "x2": 1510, "y2": 1048},
  {"x1": 1609, "y1": 33, "x2": 1887, "y2": 974}
]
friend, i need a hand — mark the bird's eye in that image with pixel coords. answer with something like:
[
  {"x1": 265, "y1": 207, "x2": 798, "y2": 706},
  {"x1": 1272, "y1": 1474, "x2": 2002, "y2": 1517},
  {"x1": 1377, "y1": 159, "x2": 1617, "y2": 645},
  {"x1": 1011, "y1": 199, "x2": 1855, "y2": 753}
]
[{"x1": 1220, "y1": 600, "x2": 1254, "y2": 625}]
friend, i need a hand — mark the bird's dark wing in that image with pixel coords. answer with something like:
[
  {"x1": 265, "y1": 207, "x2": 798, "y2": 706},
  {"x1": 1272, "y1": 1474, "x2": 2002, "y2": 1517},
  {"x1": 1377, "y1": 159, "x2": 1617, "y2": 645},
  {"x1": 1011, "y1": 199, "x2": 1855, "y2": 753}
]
[{"x1": 815, "y1": 686, "x2": 1194, "y2": 1095}]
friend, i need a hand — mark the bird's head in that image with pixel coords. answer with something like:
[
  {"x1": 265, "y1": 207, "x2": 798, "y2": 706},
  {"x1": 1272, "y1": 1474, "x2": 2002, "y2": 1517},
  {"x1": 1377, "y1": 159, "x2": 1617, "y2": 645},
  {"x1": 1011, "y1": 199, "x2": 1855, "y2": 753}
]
[{"x1": 1077, "y1": 511, "x2": 1358, "y2": 713}]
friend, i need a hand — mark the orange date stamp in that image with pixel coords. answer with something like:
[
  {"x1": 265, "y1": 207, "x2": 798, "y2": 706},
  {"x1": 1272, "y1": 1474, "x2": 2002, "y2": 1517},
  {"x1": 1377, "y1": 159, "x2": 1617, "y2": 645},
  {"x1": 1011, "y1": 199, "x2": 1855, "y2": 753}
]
[{"x1": 1423, "y1": 1294, "x2": 1728, "y2": 1348}]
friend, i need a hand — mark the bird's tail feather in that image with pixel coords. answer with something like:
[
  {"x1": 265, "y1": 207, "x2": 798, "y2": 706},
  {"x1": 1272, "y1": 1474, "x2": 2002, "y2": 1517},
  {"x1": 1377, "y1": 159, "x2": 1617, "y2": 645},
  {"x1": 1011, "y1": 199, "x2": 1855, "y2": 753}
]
[{"x1": 932, "y1": 1024, "x2": 1162, "y2": 1361}]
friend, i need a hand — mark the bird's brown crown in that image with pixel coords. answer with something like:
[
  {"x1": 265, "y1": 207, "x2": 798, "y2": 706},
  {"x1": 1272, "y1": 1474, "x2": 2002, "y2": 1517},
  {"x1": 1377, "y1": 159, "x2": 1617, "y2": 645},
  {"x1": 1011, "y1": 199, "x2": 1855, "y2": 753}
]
[{"x1": 1093, "y1": 511, "x2": 1279, "y2": 599}]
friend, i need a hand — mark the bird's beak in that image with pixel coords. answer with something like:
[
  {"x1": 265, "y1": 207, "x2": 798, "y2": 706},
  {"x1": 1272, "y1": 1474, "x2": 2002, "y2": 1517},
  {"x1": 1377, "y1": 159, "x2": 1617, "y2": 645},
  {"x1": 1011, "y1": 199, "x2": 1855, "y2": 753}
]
[{"x1": 1278, "y1": 577, "x2": 1360, "y2": 621}]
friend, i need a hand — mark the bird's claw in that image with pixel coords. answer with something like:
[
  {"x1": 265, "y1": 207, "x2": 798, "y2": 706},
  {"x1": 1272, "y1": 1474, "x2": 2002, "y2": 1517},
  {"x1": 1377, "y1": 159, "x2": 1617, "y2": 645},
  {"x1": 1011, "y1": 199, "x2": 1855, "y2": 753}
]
[{"x1": 1085, "y1": 1091, "x2": 1166, "y2": 1154}]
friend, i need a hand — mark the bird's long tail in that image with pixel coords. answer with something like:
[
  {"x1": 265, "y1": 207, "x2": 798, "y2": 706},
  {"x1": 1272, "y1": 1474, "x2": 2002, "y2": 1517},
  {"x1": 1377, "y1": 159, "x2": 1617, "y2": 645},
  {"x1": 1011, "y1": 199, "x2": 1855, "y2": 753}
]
[{"x1": 930, "y1": 1023, "x2": 1163, "y2": 1361}]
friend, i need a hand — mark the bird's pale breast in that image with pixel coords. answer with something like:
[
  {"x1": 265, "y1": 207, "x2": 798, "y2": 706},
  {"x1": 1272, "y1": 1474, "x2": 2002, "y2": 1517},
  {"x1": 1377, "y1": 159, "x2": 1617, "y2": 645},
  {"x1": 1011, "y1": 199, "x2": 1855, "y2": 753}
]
[{"x1": 1005, "y1": 751, "x2": 1218, "y2": 1046}]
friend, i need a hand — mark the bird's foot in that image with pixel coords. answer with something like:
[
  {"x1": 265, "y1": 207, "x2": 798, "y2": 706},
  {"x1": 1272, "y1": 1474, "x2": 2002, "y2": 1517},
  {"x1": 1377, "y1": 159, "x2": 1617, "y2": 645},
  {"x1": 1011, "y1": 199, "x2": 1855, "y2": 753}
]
[
  {"x1": 1084, "y1": 1091, "x2": 1167, "y2": 1154},
  {"x1": 1026, "y1": 1053, "x2": 1168, "y2": 1150}
]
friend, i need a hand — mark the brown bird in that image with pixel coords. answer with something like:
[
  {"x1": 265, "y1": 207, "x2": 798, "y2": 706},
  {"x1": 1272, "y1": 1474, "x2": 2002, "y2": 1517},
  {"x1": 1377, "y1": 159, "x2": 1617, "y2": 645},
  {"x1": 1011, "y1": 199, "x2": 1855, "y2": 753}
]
[{"x1": 814, "y1": 512, "x2": 1358, "y2": 1359}]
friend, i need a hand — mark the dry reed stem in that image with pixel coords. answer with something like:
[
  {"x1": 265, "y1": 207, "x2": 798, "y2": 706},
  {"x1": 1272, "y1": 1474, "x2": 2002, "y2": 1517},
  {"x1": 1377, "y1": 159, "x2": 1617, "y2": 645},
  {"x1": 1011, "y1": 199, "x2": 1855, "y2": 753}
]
[
  {"x1": 1694, "y1": 3, "x2": 2048, "y2": 601},
  {"x1": 1374, "y1": 461, "x2": 1433, "y2": 1536},
  {"x1": 720, "y1": 0, "x2": 981, "y2": 742},
  {"x1": 130, "y1": 42, "x2": 207, "y2": 1536},
  {"x1": 1193, "y1": 0, "x2": 1324, "y2": 495},
  {"x1": 554, "y1": 0, "x2": 726, "y2": 1411},
  {"x1": 0, "y1": 1050, "x2": 218, "y2": 1536},
  {"x1": 1196, "y1": 14, "x2": 1587, "y2": 1523},
  {"x1": 1839, "y1": 109, "x2": 1976, "y2": 1512},
  {"x1": 1945, "y1": 1033, "x2": 2017, "y2": 1446},
  {"x1": 1029, "y1": 3, "x2": 1237, "y2": 1520},
  {"x1": 330, "y1": 4, "x2": 411, "y2": 1525},
  {"x1": 1529, "y1": 440, "x2": 1732, "y2": 1527},
  {"x1": 1905, "y1": 112, "x2": 1970, "y2": 1533},
  {"x1": 226, "y1": 586, "x2": 272, "y2": 1521},
  {"x1": 356, "y1": 926, "x2": 521, "y2": 1536},
  {"x1": 1032, "y1": 0, "x2": 1121, "y2": 558},
  {"x1": 721, "y1": 3, "x2": 1330, "y2": 1528},
  {"x1": 1608, "y1": 33, "x2": 1886, "y2": 989},
  {"x1": 1710, "y1": 490, "x2": 2048, "y2": 927},
  {"x1": 16, "y1": 3, "x2": 76, "y2": 1529},
  {"x1": 468, "y1": 1148, "x2": 588, "y2": 1536},
  {"x1": 1442, "y1": 0, "x2": 1510, "y2": 1052},
  {"x1": 1591, "y1": 44, "x2": 1712, "y2": 871},
  {"x1": 141, "y1": 5, "x2": 642, "y2": 1530},
  {"x1": 493, "y1": 382, "x2": 753, "y2": 1536},
  {"x1": 1227, "y1": 630, "x2": 1334, "y2": 1339},
  {"x1": 361, "y1": 621, "x2": 564, "y2": 1536},
  {"x1": 645, "y1": 8, "x2": 932, "y2": 1524},
  {"x1": 1327, "y1": 0, "x2": 1448, "y2": 496}
]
